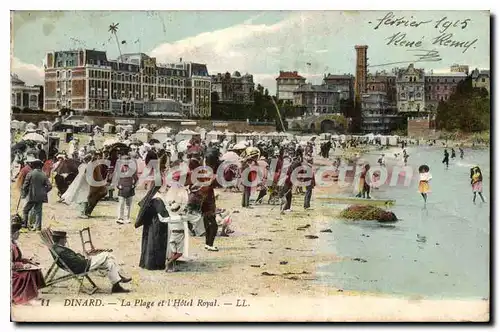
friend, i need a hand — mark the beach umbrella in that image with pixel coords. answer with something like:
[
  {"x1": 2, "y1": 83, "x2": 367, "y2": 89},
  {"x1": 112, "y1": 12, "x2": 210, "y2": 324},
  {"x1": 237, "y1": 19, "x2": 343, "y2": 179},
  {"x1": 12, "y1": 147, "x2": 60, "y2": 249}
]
[
  {"x1": 107, "y1": 142, "x2": 130, "y2": 154},
  {"x1": 418, "y1": 165, "x2": 430, "y2": 173},
  {"x1": 22, "y1": 132, "x2": 46, "y2": 143},
  {"x1": 149, "y1": 138, "x2": 160, "y2": 144},
  {"x1": 103, "y1": 138, "x2": 119, "y2": 147},
  {"x1": 177, "y1": 140, "x2": 190, "y2": 153},
  {"x1": 54, "y1": 159, "x2": 80, "y2": 174},
  {"x1": 221, "y1": 151, "x2": 240, "y2": 162},
  {"x1": 11, "y1": 141, "x2": 27, "y2": 152}
]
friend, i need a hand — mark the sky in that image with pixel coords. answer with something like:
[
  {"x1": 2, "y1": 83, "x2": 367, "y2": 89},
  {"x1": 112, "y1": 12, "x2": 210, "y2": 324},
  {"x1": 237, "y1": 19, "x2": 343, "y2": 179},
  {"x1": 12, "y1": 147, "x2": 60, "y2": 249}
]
[{"x1": 11, "y1": 10, "x2": 490, "y2": 94}]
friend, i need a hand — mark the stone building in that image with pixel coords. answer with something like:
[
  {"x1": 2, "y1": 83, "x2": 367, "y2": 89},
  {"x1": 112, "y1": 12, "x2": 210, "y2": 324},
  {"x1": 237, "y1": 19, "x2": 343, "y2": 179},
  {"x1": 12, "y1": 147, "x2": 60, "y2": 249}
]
[
  {"x1": 211, "y1": 71, "x2": 255, "y2": 104},
  {"x1": 450, "y1": 64, "x2": 469, "y2": 74},
  {"x1": 424, "y1": 72, "x2": 467, "y2": 113},
  {"x1": 44, "y1": 49, "x2": 211, "y2": 117},
  {"x1": 276, "y1": 71, "x2": 306, "y2": 103},
  {"x1": 322, "y1": 74, "x2": 354, "y2": 101},
  {"x1": 293, "y1": 83, "x2": 341, "y2": 115},
  {"x1": 395, "y1": 64, "x2": 426, "y2": 114},
  {"x1": 470, "y1": 68, "x2": 490, "y2": 95},
  {"x1": 366, "y1": 70, "x2": 397, "y2": 103},
  {"x1": 360, "y1": 91, "x2": 400, "y2": 134},
  {"x1": 11, "y1": 74, "x2": 41, "y2": 110}
]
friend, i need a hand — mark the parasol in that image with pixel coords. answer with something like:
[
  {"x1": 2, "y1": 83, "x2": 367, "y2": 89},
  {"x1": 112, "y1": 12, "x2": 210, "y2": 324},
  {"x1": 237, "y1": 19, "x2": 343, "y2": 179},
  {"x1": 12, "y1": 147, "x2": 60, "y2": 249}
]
[
  {"x1": 149, "y1": 138, "x2": 160, "y2": 144},
  {"x1": 22, "y1": 133, "x2": 46, "y2": 143},
  {"x1": 107, "y1": 142, "x2": 130, "y2": 154},
  {"x1": 221, "y1": 151, "x2": 241, "y2": 162},
  {"x1": 103, "y1": 138, "x2": 119, "y2": 146},
  {"x1": 11, "y1": 141, "x2": 27, "y2": 152},
  {"x1": 177, "y1": 140, "x2": 190, "y2": 153},
  {"x1": 54, "y1": 159, "x2": 80, "y2": 174}
]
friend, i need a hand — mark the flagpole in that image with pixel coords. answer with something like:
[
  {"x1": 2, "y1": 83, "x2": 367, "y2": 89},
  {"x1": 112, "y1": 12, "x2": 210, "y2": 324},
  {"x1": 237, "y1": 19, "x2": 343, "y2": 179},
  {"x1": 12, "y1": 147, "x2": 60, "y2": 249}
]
[{"x1": 271, "y1": 96, "x2": 286, "y2": 132}]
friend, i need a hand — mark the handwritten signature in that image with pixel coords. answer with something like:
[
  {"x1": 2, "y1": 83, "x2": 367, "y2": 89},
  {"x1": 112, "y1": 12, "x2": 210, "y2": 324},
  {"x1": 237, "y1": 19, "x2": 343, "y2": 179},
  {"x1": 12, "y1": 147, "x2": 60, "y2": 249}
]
[{"x1": 369, "y1": 49, "x2": 442, "y2": 68}]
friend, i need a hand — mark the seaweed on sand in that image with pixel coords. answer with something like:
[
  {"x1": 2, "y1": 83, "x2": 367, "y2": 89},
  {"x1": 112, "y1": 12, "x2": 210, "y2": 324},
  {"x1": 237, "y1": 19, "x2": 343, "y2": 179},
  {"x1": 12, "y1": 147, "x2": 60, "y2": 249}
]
[{"x1": 339, "y1": 205, "x2": 398, "y2": 222}]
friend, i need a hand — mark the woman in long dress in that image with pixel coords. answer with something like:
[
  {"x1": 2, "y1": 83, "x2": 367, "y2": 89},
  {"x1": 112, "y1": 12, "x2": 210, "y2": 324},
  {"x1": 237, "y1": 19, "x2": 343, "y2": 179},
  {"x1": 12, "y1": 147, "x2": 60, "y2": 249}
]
[
  {"x1": 11, "y1": 222, "x2": 45, "y2": 304},
  {"x1": 135, "y1": 186, "x2": 170, "y2": 270}
]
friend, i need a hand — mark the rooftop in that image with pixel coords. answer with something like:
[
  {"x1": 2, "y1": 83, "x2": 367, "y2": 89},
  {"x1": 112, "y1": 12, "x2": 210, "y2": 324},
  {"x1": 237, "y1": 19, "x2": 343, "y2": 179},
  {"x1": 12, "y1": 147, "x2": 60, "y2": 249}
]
[
  {"x1": 11, "y1": 74, "x2": 25, "y2": 86},
  {"x1": 294, "y1": 83, "x2": 339, "y2": 93},
  {"x1": 425, "y1": 72, "x2": 468, "y2": 77},
  {"x1": 324, "y1": 74, "x2": 353, "y2": 80},
  {"x1": 276, "y1": 71, "x2": 305, "y2": 80}
]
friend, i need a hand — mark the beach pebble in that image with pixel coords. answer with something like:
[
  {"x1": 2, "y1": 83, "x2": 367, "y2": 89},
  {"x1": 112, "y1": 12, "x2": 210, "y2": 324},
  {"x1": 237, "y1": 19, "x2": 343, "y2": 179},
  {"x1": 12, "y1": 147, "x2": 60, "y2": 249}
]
[
  {"x1": 250, "y1": 264, "x2": 261, "y2": 268},
  {"x1": 280, "y1": 261, "x2": 288, "y2": 265},
  {"x1": 320, "y1": 229, "x2": 332, "y2": 233},
  {"x1": 261, "y1": 272, "x2": 276, "y2": 276}
]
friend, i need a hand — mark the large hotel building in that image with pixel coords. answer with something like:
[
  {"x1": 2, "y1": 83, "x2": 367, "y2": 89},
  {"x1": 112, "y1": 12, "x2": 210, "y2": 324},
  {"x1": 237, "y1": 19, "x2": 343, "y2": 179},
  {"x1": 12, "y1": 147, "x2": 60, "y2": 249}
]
[{"x1": 44, "y1": 49, "x2": 211, "y2": 117}]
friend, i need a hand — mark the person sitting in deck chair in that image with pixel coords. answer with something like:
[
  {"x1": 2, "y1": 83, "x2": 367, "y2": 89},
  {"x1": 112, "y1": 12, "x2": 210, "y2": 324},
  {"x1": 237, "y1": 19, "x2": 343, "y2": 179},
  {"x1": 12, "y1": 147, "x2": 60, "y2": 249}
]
[{"x1": 51, "y1": 231, "x2": 132, "y2": 293}]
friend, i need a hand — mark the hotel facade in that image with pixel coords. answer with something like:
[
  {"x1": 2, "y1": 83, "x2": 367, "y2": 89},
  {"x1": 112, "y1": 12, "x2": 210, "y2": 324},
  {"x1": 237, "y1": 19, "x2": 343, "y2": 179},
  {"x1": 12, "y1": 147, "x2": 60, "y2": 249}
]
[{"x1": 44, "y1": 49, "x2": 211, "y2": 117}]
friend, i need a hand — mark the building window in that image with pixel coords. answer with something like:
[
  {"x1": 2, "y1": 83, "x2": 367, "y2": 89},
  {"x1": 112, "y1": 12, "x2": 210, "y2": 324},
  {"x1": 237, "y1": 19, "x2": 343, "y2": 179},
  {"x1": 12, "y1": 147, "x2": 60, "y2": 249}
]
[
  {"x1": 68, "y1": 101, "x2": 72, "y2": 109},
  {"x1": 56, "y1": 71, "x2": 60, "y2": 78},
  {"x1": 482, "y1": 78, "x2": 486, "y2": 82},
  {"x1": 56, "y1": 101, "x2": 60, "y2": 109},
  {"x1": 89, "y1": 59, "x2": 94, "y2": 65}
]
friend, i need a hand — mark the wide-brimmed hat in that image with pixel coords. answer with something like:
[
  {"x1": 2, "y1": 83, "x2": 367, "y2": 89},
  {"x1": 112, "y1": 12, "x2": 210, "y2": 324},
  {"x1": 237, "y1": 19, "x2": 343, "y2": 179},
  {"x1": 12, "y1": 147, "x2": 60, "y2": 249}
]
[
  {"x1": 56, "y1": 153, "x2": 66, "y2": 159},
  {"x1": 25, "y1": 155, "x2": 41, "y2": 163},
  {"x1": 135, "y1": 185, "x2": 162, "y2": 229}
]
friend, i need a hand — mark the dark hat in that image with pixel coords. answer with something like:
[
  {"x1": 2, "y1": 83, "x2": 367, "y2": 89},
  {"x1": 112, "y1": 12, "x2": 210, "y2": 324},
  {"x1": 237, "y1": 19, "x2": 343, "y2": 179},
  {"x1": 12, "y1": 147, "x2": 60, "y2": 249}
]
[
  {"x1": 51, "y1": 230, "x2": 67, "y2": 240},
  {"x1": 11, "y1": 222, "x2": 23, "y2": 233},
  {"x1": 135, "y1": 185, "x2": 162, "y2": 229}
]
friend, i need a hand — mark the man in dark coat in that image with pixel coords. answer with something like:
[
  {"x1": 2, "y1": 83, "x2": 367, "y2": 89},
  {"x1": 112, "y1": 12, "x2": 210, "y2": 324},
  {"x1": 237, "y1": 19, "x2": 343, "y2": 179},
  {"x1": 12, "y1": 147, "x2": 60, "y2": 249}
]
[{"x1": 21, "y1": 156, "x2": 52, "y2": 230}]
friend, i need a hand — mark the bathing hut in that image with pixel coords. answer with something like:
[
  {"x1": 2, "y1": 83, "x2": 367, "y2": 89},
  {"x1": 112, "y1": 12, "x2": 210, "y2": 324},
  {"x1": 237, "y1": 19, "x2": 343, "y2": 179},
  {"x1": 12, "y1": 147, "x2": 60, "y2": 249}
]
[
  {"x1": 152, "y1": 127, "x2": 172, "y2": 142},
  {"x1": 135, "y1": 127, "x2": 152, "y2": 143},
  {"x1": 175, "y1": 129, "x2": 198, "y2": 142},
  {"x1": 104, "y1": 123, "x2": 115, "y2": 134}
]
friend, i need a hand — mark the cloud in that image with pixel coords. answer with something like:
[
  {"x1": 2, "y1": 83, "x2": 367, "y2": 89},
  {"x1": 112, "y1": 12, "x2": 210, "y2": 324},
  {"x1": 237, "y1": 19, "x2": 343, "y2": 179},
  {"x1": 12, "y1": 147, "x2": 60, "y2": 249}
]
[
  {"x1": 150, "y1": 12, "x2": 348, "y2": 93},
  {"x1": 11, "y1": 57, "x2": 44, "y2": 86},
  {"x1": 315, "y1": 49, "x2": 328, "y2": 54}
]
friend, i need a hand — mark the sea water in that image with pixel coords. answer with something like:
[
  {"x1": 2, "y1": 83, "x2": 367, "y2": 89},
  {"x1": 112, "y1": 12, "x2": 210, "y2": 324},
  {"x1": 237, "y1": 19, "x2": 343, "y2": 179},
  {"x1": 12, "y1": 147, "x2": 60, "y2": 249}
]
[{"x1": 317, "y1": 147, "x2": 490, "y2": 299}]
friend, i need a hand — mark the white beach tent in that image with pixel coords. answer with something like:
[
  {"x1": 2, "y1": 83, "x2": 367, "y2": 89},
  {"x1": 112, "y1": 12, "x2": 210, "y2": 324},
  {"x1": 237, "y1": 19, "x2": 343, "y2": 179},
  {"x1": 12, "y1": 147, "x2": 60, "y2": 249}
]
[
  {"x1": 175, "y1": 129, "x2": 198, "y2": 142},
  {"x1": 135, "y1": 127, "x2": 152, "y2": 142},
  {"x1": 388, "y1": 135, "x2": 399, "y2": 146},
  {"x1": 152, "y1": 127, "x2": 172, "y2": 142},
  {"x1": 103, "y1": 123, "x2": 115, "y2": 133}
]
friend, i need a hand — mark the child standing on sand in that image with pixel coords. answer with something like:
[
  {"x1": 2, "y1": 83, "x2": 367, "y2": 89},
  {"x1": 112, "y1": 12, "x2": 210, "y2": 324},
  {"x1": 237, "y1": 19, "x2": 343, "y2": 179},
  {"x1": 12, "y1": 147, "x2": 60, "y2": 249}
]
[{"x1": 418, "y1": 165, "x2": 432, "y2": 205}]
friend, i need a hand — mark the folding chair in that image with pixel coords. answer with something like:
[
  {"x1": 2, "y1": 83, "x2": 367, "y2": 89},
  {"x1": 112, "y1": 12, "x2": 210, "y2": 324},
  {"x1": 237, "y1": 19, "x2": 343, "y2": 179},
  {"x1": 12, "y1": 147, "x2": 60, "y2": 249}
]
[
  {"x1": 79, "y1": 227, "x2": 113, "y2": 258},
  {"x1": 39, "y1": 228, "x2": 99, "y2": 295}
]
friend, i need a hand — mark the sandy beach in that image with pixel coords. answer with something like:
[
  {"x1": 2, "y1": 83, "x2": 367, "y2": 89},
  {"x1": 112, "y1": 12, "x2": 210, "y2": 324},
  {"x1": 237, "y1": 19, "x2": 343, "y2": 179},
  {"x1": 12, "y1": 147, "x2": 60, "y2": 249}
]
[{"x1": 10, "y1": 138, "x2": 489, "y2": 322}]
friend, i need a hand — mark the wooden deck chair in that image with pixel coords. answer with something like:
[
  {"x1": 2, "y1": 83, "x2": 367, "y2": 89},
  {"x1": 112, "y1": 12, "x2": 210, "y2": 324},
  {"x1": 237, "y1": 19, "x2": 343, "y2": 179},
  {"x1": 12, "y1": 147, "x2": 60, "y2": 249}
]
[
  {"x1": 39, "y1": 228, "x2": 98, "y2": 295},
  {"x1": 79, "y1": 227, "x2": 113, "y2": 258}
]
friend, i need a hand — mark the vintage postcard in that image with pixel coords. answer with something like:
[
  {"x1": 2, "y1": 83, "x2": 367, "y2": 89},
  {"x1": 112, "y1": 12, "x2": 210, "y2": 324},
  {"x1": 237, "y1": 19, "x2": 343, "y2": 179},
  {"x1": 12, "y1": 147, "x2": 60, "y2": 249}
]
[{"x1": 10, "y1": 10, "x2": 490, "y2": 322}]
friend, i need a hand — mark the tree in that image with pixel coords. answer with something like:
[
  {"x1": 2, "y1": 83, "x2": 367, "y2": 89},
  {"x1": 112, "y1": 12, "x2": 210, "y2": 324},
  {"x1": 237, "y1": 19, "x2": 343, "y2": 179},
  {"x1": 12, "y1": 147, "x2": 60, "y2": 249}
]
[{"x1": 436, "y1": 77, "x2": 490, "y2": 132}]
